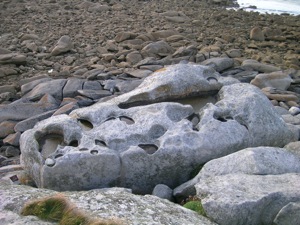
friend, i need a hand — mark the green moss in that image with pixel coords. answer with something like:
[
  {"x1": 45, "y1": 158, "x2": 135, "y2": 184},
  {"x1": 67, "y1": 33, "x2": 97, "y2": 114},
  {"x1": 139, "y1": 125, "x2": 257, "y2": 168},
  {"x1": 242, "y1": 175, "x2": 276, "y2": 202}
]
[
  {"x1": 21, "y1": 194, "x2": 124, "y2": 225},
  {"x1": 183, "y1": 200, "x2": 206, "y2": 217}
]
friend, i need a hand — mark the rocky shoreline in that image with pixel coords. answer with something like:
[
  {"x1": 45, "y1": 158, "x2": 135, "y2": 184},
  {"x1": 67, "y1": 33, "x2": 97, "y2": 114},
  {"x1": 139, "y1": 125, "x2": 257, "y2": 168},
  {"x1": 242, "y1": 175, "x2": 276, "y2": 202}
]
[{"x1": 1, "y1": 0, "x2": 300, "y2": 224}]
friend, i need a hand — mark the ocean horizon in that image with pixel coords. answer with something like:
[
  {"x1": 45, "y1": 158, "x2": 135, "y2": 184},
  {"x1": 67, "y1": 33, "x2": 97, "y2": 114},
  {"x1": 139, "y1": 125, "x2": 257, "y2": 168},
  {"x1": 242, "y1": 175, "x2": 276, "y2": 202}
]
[{"x1": 235, "y1": 0, "x2": 300, "y2": 15}]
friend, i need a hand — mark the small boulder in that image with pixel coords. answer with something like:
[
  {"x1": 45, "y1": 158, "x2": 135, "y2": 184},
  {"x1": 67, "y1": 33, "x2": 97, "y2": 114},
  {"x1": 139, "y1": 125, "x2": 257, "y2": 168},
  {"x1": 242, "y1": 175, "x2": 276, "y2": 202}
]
[
  {"x1": 250, "y1": 27, "x2": 265, "y2": 41},
  {"x1": 141, "y1": 41, "x2": 174, "y2": 58},
  {"x1": 51, "y1": 35, "x2": 73, "y2": 56},
  {"x1": 250, "y1": 71, "x2": 293, "y2": 90},
  {"x1": 152, "y1": 184, "x2": 173, "y2": 201}
]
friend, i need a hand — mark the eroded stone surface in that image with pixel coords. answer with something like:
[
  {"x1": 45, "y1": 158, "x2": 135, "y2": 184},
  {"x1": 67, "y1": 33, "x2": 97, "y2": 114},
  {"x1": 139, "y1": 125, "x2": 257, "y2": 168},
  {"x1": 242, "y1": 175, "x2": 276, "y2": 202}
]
[
  {"x1": 196, "y1": 173, "x2": 300, "y2": 225},
  {"x1": 174, "y1": 147, "x2": 300, "y2": 199},
  {"x1": 115, "y1": 64, "x2": 222, "y2": 108},
  {"x1": 20, "y1": 76, "x2": 295, "y2": 193},
  {"x1": 0, "y1": 183, "x2": 216, "y2": 225}
]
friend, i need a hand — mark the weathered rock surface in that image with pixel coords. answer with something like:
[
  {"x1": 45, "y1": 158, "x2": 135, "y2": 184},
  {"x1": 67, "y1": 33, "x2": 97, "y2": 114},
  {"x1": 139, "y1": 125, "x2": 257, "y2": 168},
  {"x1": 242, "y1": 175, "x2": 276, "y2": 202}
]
[
  {"x1": 0, "y1": 94, "x2": 59, "y2": 123},
  {"x1": 273, "y1": 202, "x2": 300, "y2": 225},
  {"x1": 242, "y1": 59, "x2": 281, "y2": 73},
  {"x1": 115, "y1": 64, "x2": 222, "y2": 108},
  {"x1": 250, "y1": 71, "x2": 293, "y2": 90},
  {"x1": 0, "y1": 53, "x2": 27, "y2": 65},
  {"x1": 0, "y1": 183, "x2": 216, "y2": 225},
  {"x1": 196, "y1": 173, "x2": 300, "y2": 225},
  {"x1": 20, "y1": 73, "x2": 296, "y2": 193},
  {"x1": 50, "y1": 35, "x2": 73, "y2": 56},
  {"x1": 174, "y1": 146, "x2": 300, "y2": 197}
]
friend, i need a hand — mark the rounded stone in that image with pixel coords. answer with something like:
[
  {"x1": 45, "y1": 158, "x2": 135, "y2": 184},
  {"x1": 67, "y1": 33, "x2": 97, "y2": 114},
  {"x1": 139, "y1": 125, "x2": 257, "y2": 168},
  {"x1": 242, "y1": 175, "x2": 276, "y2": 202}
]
[{"x1": 45, "y1": 158, "x2": 55, "y2": 167}]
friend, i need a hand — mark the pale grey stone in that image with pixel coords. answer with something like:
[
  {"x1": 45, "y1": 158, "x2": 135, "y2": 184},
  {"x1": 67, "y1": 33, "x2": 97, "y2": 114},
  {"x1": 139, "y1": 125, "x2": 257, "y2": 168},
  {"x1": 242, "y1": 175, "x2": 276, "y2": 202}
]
[
  {"x1": 289, "y1": 106, "x2": 300, "y2": 116},
  {"x1": 115, "y1": 80, "x2": 143, "y2": 93},
  {"x1": 0, "y1": 85, "x2": 16, "y2": 95},
  {"x1": 63, "y1": 78, "x2": 85, "y2": 98},
  {"x1": 141, "y1": 40, "x2": 174, "y2": 58},
  {"x1": 51, "y1": 35, "x2": 73, "y2": 56},
  {"x1": 14, "y1": 110, "x2": 56, "y2": 133},
  {"x1": 0, "y1": 53, "x2": 26, "y2": 65},
  {"x1": 250, "y1": 71, "x2": 292, "y2": 90},
  {"x1": 77, "y1": 89, "x2": 112, "y2": 100},
  {"x1": 172, "y1": 45, "x2": 198, "y2": 58},
  {"x1": 165, "y1": 16, "x2": 189, "y2": 23},
  {"x1": 83, "y1": 81, "x2": 102, "y2": 90},
  {"x1": 126, "y1": 51, "x2": 143, "y2": 64},
  {"x1": 125, "y1": 69, "x2": 153, "y2": 78},
  {"x1": 242, "y1": 59, "x2": 281, "y2": 73},
  {"x1": 21, "y1": 103, "x2": 195, "y2": 192},
  {"x1": 19, "y1": 74, "x2": 50, "y2": 86},
  {"x1": 284, "y1": 141, "x2": 300, "y2": 157},
  {"x1": 174, "y1": 146, "x2": 300, "y2": 199},
  {"x1": 23, "y1": 79, "x2": 67, "y2": 101},
  {"x1": 0, "y1": 183, "x2": 216, "y2": 225},
  {"x1": 52, "y1": 102, "x2": 79, "y2": 116},
  {"x1": 3, "y1": 132, "x2": 21, "y2": 146},
  {"x1": 0, "y1": 121, "x2": 17, "y2": 138},
  {"x1": 0, "y1": 210, "x2": 55, "y2": 225},
  {"x1": 0, "y1": 94, "x2": 59, "y2": 123},
  {"x1": 115, "y1": 32, "x2": 137, "y2": 43},
  {"x1": 21, "y1": 78, "x2": 52, "y2": 96},
  {"x1": 196, "y1": 173, "x2": 300, "y2": 225},
  {"x1": 20, "y1": 81, "x2": 295, "y2": 193},
  {"x1": 273, "y1": 202, "x2": 300, "y2": 225},
  {"x1": 151, "y1": 30, "x2": 179, "y2": 40},
  {"x1": 274, "y1": 106, "x2": 289, "y2": 115},
  {"x1": 116, "y1": 64, "x2": 222, "y2": 108},
  {"x1": 5, "y1": 146, "x2": 20, "y2": 157},
  {"x1": 152, "y1": 184, "x2": 173, "y2": 201},
  {"x1": 282, "y1": 114, "x2": 300, "y2": 125},
  {"x1": 199, "y1": 147, "x2": 300, "y2": 177},
  {"x1": 201, "y1": 57, "x2": 234, "y2": 72}
]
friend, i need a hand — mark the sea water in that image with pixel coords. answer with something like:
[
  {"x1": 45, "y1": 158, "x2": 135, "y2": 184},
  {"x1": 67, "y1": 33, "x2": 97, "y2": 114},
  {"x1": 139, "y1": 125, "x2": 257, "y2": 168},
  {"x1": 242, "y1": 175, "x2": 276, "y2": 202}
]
[{"x1": 235, "y1": 0, "x2": 300, "y2": 15}]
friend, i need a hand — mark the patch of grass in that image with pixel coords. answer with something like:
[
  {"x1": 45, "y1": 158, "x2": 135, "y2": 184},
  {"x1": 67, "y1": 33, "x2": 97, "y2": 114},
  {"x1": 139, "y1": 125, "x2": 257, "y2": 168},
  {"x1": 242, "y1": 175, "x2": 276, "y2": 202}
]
[
  {"x1": 182, "y1": 196, "x2": 206, "y2": 217},
  {"x1": 21, "y1": 194, "x2": 123, "y2": 225}
]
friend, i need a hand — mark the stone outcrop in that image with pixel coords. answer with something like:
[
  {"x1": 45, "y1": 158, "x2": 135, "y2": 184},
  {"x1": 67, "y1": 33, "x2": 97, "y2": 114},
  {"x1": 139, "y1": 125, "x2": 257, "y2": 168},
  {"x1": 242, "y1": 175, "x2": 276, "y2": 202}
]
[
  {"x1": 20, "y1": 65, "x2": 296, "y2": 193},
  {"x1": 0, "y1": 182, "x2": 216, "y2": 225}
]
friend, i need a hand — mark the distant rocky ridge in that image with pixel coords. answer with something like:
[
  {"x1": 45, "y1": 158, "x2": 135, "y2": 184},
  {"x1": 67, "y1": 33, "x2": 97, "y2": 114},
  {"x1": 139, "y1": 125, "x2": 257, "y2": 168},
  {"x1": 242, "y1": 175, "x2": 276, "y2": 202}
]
[{"x1": 1, "y1": 0, "x2": 300, "y2": 224}]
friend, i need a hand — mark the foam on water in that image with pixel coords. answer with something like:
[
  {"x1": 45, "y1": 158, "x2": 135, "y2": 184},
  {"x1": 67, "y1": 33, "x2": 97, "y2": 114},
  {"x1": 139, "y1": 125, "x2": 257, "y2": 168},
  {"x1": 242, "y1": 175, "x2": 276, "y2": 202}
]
[{"x1": 236, "y1": 0, "x2": 300, "y2": 15}]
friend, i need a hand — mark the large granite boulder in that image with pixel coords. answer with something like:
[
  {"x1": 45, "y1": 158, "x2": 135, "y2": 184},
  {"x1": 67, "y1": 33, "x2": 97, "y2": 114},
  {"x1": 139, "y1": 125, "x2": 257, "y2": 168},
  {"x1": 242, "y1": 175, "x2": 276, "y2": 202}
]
[
  {"x1": 173, "y1": 147, "x2": 300, "y2": 225},
  {"x1": 20, "y1": 64, "x2": 296, "y2": 193},
  {"x1": 174, "y1": 147, "x2": 300, "y2": 198},
  {"x1": 0, "y1": 183, "x2": 216, "y2": 225},
  {"x1": 196, "y1": 173, "x2": 300, "y2": 225}
]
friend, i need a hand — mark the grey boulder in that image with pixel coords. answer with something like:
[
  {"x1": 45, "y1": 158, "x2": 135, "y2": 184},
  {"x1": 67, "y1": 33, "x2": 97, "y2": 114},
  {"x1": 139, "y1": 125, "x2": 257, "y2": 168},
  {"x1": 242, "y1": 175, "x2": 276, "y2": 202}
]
[
  {"x1": 141, "y1": 40, "x2": 174, "y2": 58},
  {"x1": 195, "y1": 173, "x2": 300, "y2": 225},
  {"x1": 201, "y1": 57, "x2": 234, "y2": 72},
  {"x1": 116, "y1": 64, "x2": 222, "y2": 108},
  {"x1": 174, "y1": 147, "x2": 300, "y2": 199},
  {"x1": 20, "y1": 82, "x2": 295, "y2": 193},
  {"x1": 250, "y1": 71, "x2": 293, "y2": 90},
  {"x1": 51, "y1": 35, "x2": 73, "y2": 56},
  {"x1": 242, "y1": 59, "x2": 281, "y2": 73},
  {"x1": 0, "y1": 94, "x2": 59, "y2": 124},
  {"x1": 0, "y1": 183, "x2": 216, "y2": 225},
  {"x1": 0, "y1": 53, "x2": 26, "y2": 65}
]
